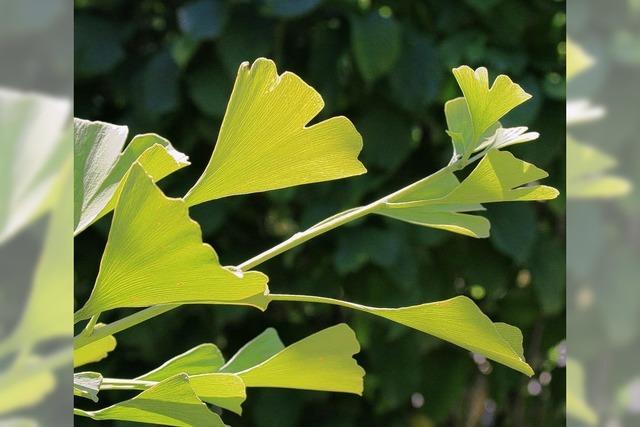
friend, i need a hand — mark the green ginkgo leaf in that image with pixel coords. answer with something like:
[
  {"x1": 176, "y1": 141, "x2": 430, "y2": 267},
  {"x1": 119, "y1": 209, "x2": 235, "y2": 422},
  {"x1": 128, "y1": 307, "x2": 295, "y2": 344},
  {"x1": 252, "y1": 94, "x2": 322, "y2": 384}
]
[
  {"x1": 74, "y1": 372, "x2": 103, "y2": 402},
  {"x1": 189, "y1": 373, "x2": 246, "y2": 415},
  {"x1": 451, "y1": 66, "x2": 531, "y2": 147},
  {"x1": 237, "y1": 324, "x2": 365, "y2": 394},
  {"x1": 444, "y1": 97, "x2": 500, "y2": 158},
  {"x1": 75, "y1": 374, "x2": 224, "y2": 427},
  {"x1": 74, "y1": 163, "x2": 269, "y2": 322},
  {"x1": 136, "y1": 344, "x2": 225, "y2": 382},
  {"x1": 73, "y1": 327, "x2": 117, "y2": 368},
  {"x1": 219, "y1": 327, "x2": 284, "y2": 373},
  {"x1": 74, "y1": 119, "x2": 189, "y2": 234},
  {"x1": 379, "y1": 209, "x2": 490, "y2": 238},
  {"x1": 184, "y1": 58, "x2": 366, "y2": 206},
  {"x1": 567, "y1": 137, "x2": 631, "y2": 198},
  {"x1": 0, "y1": 356, "x2": 56, "y2": 415},
  {"x1": 269, "y1": 295, "x2": 532, "y2": 376}
]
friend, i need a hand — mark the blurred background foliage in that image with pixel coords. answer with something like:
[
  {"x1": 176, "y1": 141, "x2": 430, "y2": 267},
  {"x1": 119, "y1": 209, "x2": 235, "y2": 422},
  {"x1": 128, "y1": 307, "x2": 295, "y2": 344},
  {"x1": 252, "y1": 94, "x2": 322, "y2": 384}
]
[{"x1": 74, "y1": 0, "x2": 565, "y2": 425}]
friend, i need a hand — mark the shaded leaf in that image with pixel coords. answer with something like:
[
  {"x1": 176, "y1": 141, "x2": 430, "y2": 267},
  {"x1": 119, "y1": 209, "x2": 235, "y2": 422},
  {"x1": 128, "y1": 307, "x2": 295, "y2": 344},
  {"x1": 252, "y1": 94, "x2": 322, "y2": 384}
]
[
  {"x1": 75, "y1": 374, "x2": 224, "y2": 426},
  {"x1": 73, "y1": 327, "x2": 117, "y2": 368},
  {"x1": 177, "y1": 0, "x2": 228, "y2": 41},
  {"x1": 220, "y1": 328, "x2": 284, "y2": 373},
  {"x1": 74, "y1": 163, "x2": 269, "y2": 321},
  {"x1": 185, "y1": 58, "x2": 365, "y2": 205},
  {"x1": 74, "y1": 372, "x2": 103, "y2": 402},
  {"x1": 137, "y1": 344, "x2": 225, "y2": 382},
  {"x1": 189, "y1": 373, "x2": 246, "y2": 415},
  {"x1": 0, "y1": 357, "x2": 56, "y2": 415},
  {"x1": 237, "y1": 324, "x2": 365, "y2": 394},
  {"x1": 350, "y1": 12, "x2": 402, "y2": 82},
  {"x1": 261, "y1": 0, "x2": 322, "y2": 17}
]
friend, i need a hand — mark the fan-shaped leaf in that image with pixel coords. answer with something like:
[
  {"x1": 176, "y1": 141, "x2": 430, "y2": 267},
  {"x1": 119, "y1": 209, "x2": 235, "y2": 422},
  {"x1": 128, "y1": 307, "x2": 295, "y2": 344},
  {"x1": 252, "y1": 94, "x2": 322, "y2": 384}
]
[
  {"x1": 73, "y1": 327, "x2": 117, "y2": 368},
  {"x1": 75, "y1": 374, "x2": 224, "y2": 426},
  {"x1": 220, "y1": 327, "x2": 284, "y2": 373},
  {"x1": 136, "y1": 344, "x2": 225, "y2": 382},
  {"x1": 74, "y1": 163, "x2": 269, "y2": 322},
  {"x1": 184, "y1": 58, "x2": 365, "y2": 206},
  {"x1": 189, "y1": 373, "x2": 246, "y2": 415},
  {"x1": 237, "y1": 324, "x2": 365, "y2": 394},
  {"x1": 74, "y1": 119, "x2": 189, "y2": 234}
]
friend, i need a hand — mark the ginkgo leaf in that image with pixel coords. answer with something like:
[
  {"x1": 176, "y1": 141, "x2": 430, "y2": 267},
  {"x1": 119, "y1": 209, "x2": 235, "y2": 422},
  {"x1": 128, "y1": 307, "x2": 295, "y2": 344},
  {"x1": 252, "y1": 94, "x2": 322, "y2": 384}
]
[
  {"x1": 378, "y1": 209, "x2": 490, "y2": 238},
  {"x1": 189, "y1": 373, "x2": 246, "y2": 415},
  {"x1": 75, "y1": 374, "x2": 224, "y2": 426},
  {"x1": 0, "y1": 356, "x2": 56, "y2": 415},
  {"x1": 237, "y1": 324, "x2": 365, "y2": 394},
  {"x1": 268, "y1": 295, "x2": 533, "y2": 376},
  {"x1": 74, "y1": 119, "x2": 189, "y2": 234},
  {"x1": 74, "y1": 372, "x2": 103, "y2": 402},
  {"x1": 474, "y1": 126, "x2": 540, "y2": 153},
  {"x1": 74, "y1": 163, "x2": 269, "y2": 322},
  {"x1": 567, "y1": 38, "x2": 594, "y2": 81},
  {"x1": 567, "y1": 137, "x2": 631, "y2": 198},
  {"x1": 136, "y1": 344, "x2": 225, "y2": 382},
  {"x1": 73, "y1": 326, "x2": 117, "y2": 368},
  {"x1": 184, "y1": 58, "x2": 366, "y2": 206},
  {"x1": 451, "y1": 66, "x2": 531, "y2": 152},
  {"x1": 0, "y1": 89, "x2": 70, "y2": 244},
  {"x1": 444, "y1": 97, "x2": 500, "y2": 158},
  {"x1": 219, "y1": 327, "x2": 284, "y2": 373}
]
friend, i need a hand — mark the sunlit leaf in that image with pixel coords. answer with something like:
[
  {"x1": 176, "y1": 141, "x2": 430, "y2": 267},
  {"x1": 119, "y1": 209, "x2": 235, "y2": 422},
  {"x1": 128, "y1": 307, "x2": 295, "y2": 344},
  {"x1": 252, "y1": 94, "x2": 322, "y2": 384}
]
[
  {"x1": 73, "y1": 326, "x2": 117, "y2": 368},
  {"x1": 450, "y1": 66, "x2": 531, "y2": 154},
  {"x1": 567, "y1": 358, "x2": 598, "y2": 426},
  {"x1": 445, "y1": 97, "x2": 500, "y2": 158},
  {"x1": 0, "y1": 89, "x2": 70, "y2": 244},
  {"x1": 184, "y1": 58, "x2": 365, "y2": 205},
  {"x1": 567, "y1": 38, "x2": 594, "y2": 81},
  {"x1": 136, "y1": 344, "x2": 225, "y2": 381},
  {"x1": 0, "y1": 357, "x2": 56, "y2": 415},
  {"x1": 189, "y1": 373, "x2": 246, "y2": 415},
  {"x1": 220, "y1": 327, "x2": 284, "y2": 373},
  {"x1": 75, "y1": 374, "x2": 224, "y2": 426},
  {"x1": 237, "y1": 324, "x2": 365, "y2": 394},
  {"x1": 567, "y1": 137, "x2": 631, "y2": 198},
  {"x1": 74, "y1": 119, "x2": 189, "y2": 234},
  {"x1": 74, "y1": 163, "x2": 269, "y2": 321},
  {"x1": 269, "y1": 295, "x2": 532, "y2": 376},
  {"x1": 74, "y1": 372, "x2": 103, "y2": 402}
]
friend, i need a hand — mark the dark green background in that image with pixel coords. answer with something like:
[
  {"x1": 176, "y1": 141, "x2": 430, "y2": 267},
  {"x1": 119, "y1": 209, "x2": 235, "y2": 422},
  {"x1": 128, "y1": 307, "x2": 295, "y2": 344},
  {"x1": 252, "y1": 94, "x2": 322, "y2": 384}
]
[{"x1": 74, "y1": 0, "x2": 566, "y2": 425}]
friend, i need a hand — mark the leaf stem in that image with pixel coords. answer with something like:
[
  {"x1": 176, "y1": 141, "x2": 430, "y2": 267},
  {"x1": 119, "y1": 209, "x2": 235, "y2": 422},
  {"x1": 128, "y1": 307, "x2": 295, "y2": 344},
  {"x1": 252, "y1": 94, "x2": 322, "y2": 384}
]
[
  {"x1": 73, "y1": 154, "x2": 481, "y2": 349},
  {"x1": 100, "y1": 377, "x2": 156, "y2": 391}
]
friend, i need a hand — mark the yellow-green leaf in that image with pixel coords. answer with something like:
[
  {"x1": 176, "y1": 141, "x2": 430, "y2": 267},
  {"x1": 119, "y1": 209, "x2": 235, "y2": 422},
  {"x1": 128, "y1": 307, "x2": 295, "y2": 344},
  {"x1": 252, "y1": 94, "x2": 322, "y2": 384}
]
[
  {"x1": 567, "y1": 358, "x2": 598, "y2": 426},
  {"x1": 445, "y1": 97, "x2": 500, "y2": 158},
  {"x1": 136, "y1": 344, "x2": 225, "y2": 382},
  {"x1": 0, "y1": 357, "x2": 56, "y2": 415},
  {"x1": 74, "y1": 163, "x2": 269, "y2": 322},
  {"x1": 75, "y1": 374, "x2": 224, "y2": 426},
  {"x1": 378, "y1": 209, "x2": 490, "y2": 238},
  {"x1": 74, "y1": 119, "x2": 189, "y2": 234},
  {"x1": 567, "y1": 38, "x2": 594, "y2": 81},
  {"x1": 184, "y1": 58, "x2": 366, "y2": 205},
  {"x1": 219, "y1": 327, "x2": 284, "y2": 373},
  {"x1": 189, "y1": 373, "x2": 246, "y2": 415},
  {"x1": 73, "y1": 327, "x2": 117, "y2": 368},
  {"x1": 451, "y1": 66, "x2": 531, "y2": 146},
  {"x1": 270, "y1": 295, "x2": 532, "y2": 376},
  {"x1": 237, "y1": 324, "x2": 365, "y2": 394}
]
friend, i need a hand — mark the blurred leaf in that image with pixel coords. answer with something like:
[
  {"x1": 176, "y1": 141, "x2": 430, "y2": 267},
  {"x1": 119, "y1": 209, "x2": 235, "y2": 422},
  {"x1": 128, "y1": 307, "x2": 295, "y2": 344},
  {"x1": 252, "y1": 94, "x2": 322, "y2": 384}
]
[
  {"x1": 74, "y1": 372, "x2": 103, "y2": 402},
  {"x1": 486, "y1": 203, "x2": 537, "y2": 264},
  {"x1": 177, "y1": 0, "x2": 228, "y2": 41},
  {"x1": 350, "y1": 12, "x2": 402, "y2": 83},
  {"x1": 74, "y1": 119, "x2": 189, "y2": 234},
  {"x1": 73, "y1": 163, "x2": 269, "y2": 322},
  {"x1": 185, "y1": 58, "x2": 366, "y2": 205},
  {"x1": 567, "y1": 38, "x2": 594, "y2": 81},
  {"x1": 141, "y1": 52, "x2": 181, "y2": 115},
  {"x1": 73, "y1": 326, "x2": 117, "y2": 368},
  {"x1": 75, "y1": 15, "x2": 125, "y2": 78},
  {"x1": 217, "y1": 14, "x2": 273, "y2": 76},
  {"x1": 237, "y1": 324, "x2": 365, "y2": 394},
  {"x1": 0, "y1": 357, "x2": 56, "y2": 415},
  {"x1": 187, "y1": 60, "x2": 231, "y2": 117},
  {"x1": 530, "y1": 238, "x2": 565, "y2": 315},
  {"x1": 567, "y1": 358, "x2": 598, "y2": 426},
  {"x1": 136, "y1": 344, "x2": 225, "y2": 381},
  {"x1": 261, "y1": 0, "x2": 323, "y2": 17},
  {"x1": 220, "y1": 328, "x2": 285, "y2": 373},
  {"x1": 75, "y1": 374, "x2": 224, "y2": 426}
]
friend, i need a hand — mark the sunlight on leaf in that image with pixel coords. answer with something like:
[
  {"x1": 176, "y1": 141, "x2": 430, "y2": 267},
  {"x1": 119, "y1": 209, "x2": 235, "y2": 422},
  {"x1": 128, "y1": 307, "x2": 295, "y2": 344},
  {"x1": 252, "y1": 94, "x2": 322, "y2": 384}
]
[
  {"x1": 74, "y1": 372, "x2": 103, "y2": 402},
  {"x1": 136, "y1": 344, "x2": 225, "y2": 382},
  {"x1": 237, "y1": 324, "x2": 365, "y2": 394},
  {"x1": 74, "y1": 163, "x2": 269, "y2": 322},
  {"x1": 450, "y1": 66, "x2": 531, "y2": 155},
  {"x1": 0, "y1": 357, "x2": 56, "y2": 415},
  {"x1": 75, "y1": 374, "x2": 224, "y2": 426},
  {"x1": 184, "y1": 57, "x2": 365, "y2": 205},
  {"x1": 219, "y1": 327, "x2": 284, "y2": 373},
  {"x1": 74, "y1": 119, "x2": 189, "y2": 234},
  {"x1": 73, "y1": 326, "x2": 117, "y2": 368},
  {"x1": 567, "y1": 38, "x2": 594, "y2": 81},
  {"x1": 567, "y1": 137, "x2": 631, "y2": 198},
  {"x1": 189, "y1": 373, "x2": 246, "y2": 415}
]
